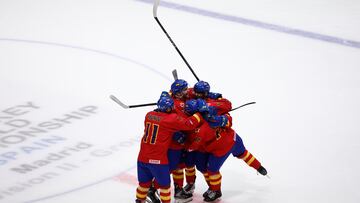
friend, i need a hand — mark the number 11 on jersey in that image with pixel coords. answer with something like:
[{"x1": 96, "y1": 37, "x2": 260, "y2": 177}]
[{"x1": 143, "y1": 122, "x2": 159, "y2": 144}]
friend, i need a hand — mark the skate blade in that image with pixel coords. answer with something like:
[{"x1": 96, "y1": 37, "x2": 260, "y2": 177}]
[
  {"x1": 145, "y1": 197, "x2": 159, "y2": 203},
  {"x1": 203, "y1": 198, "x2": 221, "y2": 203},
  {"x1": 174, "y1": 197, "x2": 193, "y2": 203},
  {"x1": 257, "y1": 172, "x2": 271, "y2": 179}
]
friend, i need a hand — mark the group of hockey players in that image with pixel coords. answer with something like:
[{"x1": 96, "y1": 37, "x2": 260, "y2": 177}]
[{"x1": 135, "y1": 79, "x2": 267, "y2": 203}]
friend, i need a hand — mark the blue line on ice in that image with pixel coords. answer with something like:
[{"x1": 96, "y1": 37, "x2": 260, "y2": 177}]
[{"x1": 137, "y1": 0, "x2": 360, "y2": 49}]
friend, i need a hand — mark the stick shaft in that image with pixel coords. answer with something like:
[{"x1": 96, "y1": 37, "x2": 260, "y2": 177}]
[{"x1": 153, "y1": 14, "x2": 200, "y2": 81}]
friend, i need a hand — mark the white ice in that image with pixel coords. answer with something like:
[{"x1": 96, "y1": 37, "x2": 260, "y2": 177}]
[{"x1": 0, "y1": 0, "x2": 359, "y2": 203}]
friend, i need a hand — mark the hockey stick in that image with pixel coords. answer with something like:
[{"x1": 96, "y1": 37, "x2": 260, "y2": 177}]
[
  {"x1": 172, "y1": 69, "x2": 178, "y2": 80},
  {"x1": 229, "y1": 102, "x2": 256, "y2": 112},
  {"x1": 171, "y1": 67, "x2": 254, "y2": 111},
  {"x1": 111, "y1": 92, "x2": 254, "y2": 111},
  {"x1": 153, "y1": 0, "x2": 200, "y2": 81},
  {"x1": 111, "y1": 93, "x2": 254, "y2": 112},
  {"x1": 110, "y1": 95, "x2": 156, "y2": 109},
  {"x1": 110, "y1": 69, "x2": 178, "y2": 109},
  {"x1": 152, "y1": 1, "x2": 257, "y2": 113}
]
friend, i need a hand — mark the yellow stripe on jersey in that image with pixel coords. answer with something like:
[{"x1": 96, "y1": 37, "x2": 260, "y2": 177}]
[{"x1": 193, "y1": 113, "x2": 201, "y2": 122}]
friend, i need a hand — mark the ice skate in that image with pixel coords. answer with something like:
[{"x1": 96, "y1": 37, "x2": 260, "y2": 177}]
[
  {"x1": 257, "y1": 165, "x2": 268, "y2": 176},
  {"x1": 202, "y1": 188, "x2": 211, "y2": 198},
  {"x1": 203, "y1": 190, "x2": 222, "y2": 202},
  {"x1": 146, "y1": 186, "x2": 161, "y2": 203},
  {"x1": 183, "y1": 182, "x2": 195, "y2": 194},
  {"x1": 174, "y1": 184, "x2": 193, "y2": 203}
]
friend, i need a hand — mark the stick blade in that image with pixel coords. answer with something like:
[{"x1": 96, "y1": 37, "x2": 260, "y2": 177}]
[
  {"x1": 230, "y1": 102, "x2": 256, "y2": 112},
  {"x1": 110, "y1": 95, "x2": 129, "y2": 109}
]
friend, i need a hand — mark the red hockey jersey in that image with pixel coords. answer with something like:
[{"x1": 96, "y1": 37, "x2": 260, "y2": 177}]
[
  {"x1": 186, "y1": 114, "x2": 235, "y2": 157},
  {"x1": 206, "y1": 97, "x2": 232, "y2": 115},
  {"x1": 169, "y1": 97, "x2": 189, "y2": 150},
  {"x1": 169, "y1": 88, "x2": 196, "y2": 150},
  {"x1": 137, "y1": 110, "x2": 203, "y2": 165}
]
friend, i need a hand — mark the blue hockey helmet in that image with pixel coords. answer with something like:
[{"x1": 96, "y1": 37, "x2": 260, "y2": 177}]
[
  {"x1": 171, "y1": 79, "x2": 188, "y2": 95},
  {"x1": 184, "y1": 99, "x2": 198, "y2": 115},
  {"x1": 194, "y1": 80, "x2": 210, "y2": 97},
  {"x1": 157, "y1": 96, "x2": 174, "y2": 112}
]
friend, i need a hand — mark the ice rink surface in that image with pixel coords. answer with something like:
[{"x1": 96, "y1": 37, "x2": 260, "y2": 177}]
[{"x1": 1, "y1": 0, "x2": 360, "y2": 202}]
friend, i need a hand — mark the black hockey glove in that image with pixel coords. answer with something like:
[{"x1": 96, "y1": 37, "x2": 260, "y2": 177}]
[{"x1": 173, "y1": 131, "x2": 187, "y2": 144}]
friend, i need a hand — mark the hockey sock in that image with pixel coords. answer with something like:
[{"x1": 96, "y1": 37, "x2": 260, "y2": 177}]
[
  {"x1": 203, "y1": 172, "x2": 211, "y2": 187},
  {"x1": 185, "y1": 166, "x2": 196, "y2": 184},
  {"x1": 159, "y1": 187, "x2": 171, "y2": 203},
  {"x1": 153, "y1": 179, "x2": 160, "y2": 189},
  {"x1": 172, "y1": 169, "x2": 184, "y2": 188},
  {"x1": 136, "y1": 182, "x2": 151, "y2": 201},
  {"x1": 208, "y1": 171, "x2": 222, "y2": 191},
  {"x1": 238, "y1": 150, "x2": 261, "y2": 170}
]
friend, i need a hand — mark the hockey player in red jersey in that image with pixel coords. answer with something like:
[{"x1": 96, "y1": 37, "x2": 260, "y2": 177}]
[
  {"x1": 184, "y1": 87, "x2": 268, "y2": 202},
  {"x1": 135, "y1": 96, "x2": 203, "y2": 203},
  {"x1": 166, "y1": 79, "x2": 197, "y2": 202},
  {"x1": 203, "y1": 121, "x2": 267, "y2": 202},
  {"x1": 192, "y1": 81, "x2": 267, "y2": 178},
  {"x1": 168, "y1": 79, "x2": 195, "y2": 115},
  {"x1": 193, "y1": 80, "x2": 232, "y2": 114},
  {"x1": 181, "y1": 99, "x2": 230, "y2": 201}
]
